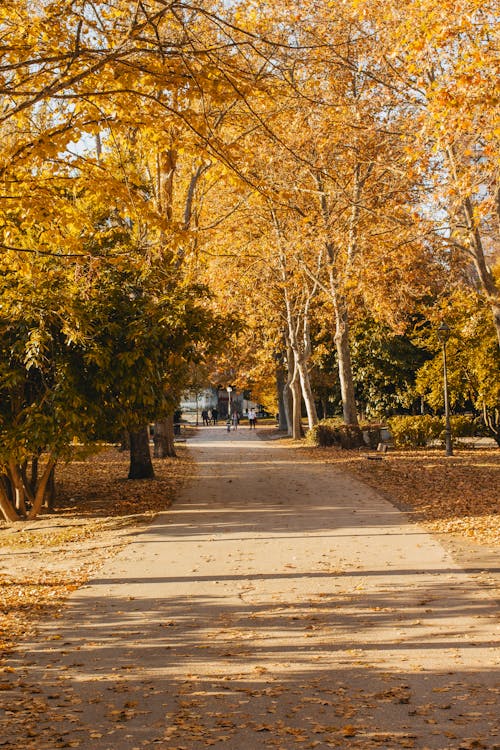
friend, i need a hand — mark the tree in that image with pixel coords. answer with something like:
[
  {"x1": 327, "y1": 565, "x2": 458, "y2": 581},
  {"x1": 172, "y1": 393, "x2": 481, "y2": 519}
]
[
  {"x1": 414, "y1": 283, "x2": 500, "y2": 444},
  {"x1": 358, "y1": 0, "x2": 500, "y2": 344}
]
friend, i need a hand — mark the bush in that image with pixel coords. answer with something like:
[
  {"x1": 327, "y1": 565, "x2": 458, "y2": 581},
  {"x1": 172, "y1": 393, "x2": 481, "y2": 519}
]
[
  {"x1": 387, "y1": 414, "x2": 480, "y2": 448},
  {"x1": 450, "y1": 415, "x2": 477, "y2": 437},
  {"x1": 387, "y1": 415, "x2": 443, "y2": 448},
  {"x1": 307, "y1": 419, "x2": 365, "y2": 449}
]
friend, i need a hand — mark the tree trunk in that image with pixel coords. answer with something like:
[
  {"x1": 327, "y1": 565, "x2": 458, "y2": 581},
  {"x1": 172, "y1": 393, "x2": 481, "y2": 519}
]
[
  {"x1": 333, "y1": 292, "x2": 359, "y2": 426},
  {"x1": 321, "y1": 399, "x2": 328, "y2": 419},
  {"x1": 0, "y1": 480, "x2": 21, "y2": 522},
  {"x1": 483, "y1": 403, "x2": 500, "y2": 446},
  {"x1": 9, "y1": 460, "x2": 27, "y2": 516},
  {"x1": 154, "y1": 415, "x2": 176, "y2": 458},
  {"x1": 283, "y1": 342, "x2": 294, "y2": 436},
  {"x1": 276, "y1": 363, "x2": 288, "y2": 431},
  {"x1": 28, "y1": 457, "x2": 57, "y2": 519},
  {"x1": 119, "y1": 432, "x2": 130, "y2": 451},
  {"x1": 283, "y1": 375, "x2": 293, "y2": 436},
  {"x1": 288, "y1": 346, "x2": 304, "y2": 440},
  {"x1": 296, "y1": 357, "x2": 318, "y2": 429},
  {"x1": 128, "y1": 426, "x2": 155, "y2": 479},
  {"x1": 316, "y1": 171, "x2": 360, "y2": 429},
  {"x1": 290, "y1": 368, "x2": 304, "y2": 440},
  {"x1": 43, "y1": 465, "x2": 56, "y2": 510}
]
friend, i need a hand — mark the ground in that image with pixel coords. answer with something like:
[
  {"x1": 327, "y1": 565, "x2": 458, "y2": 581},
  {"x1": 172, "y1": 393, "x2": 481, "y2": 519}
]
[
  {"x1": 0, "y1": 427, "x2": 498, "y2": 750},
  {"x1": 0, "y1": 444, "x2": 194, "y2": 656},
  {"x1": 0, "y1": 434, "x2": 498, "y2": 659}
]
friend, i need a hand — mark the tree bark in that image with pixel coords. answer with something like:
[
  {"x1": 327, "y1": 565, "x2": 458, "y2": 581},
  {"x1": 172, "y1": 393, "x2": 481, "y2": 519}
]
[
  {"x1": 316, "y1": 172, "x2": 360, "y2": 428},
  {"x1": 283, "y1": 362, "x2": 293, "y2": 436},
  {"x1": 0, "y1": 480, "x2": 21, "y2": 522},
  {"x1": 287, "y1": 345, "x2": 304, "y2": 440},
  {"x1": 154, "y1": 415, "x2": 176, "y2": 458},
  {"x1": 8, "y1": 459, "x2": 28, "y2": 516},
  {"x1": 43, "y1": 465, "x2": 56, "y2": 510},
  {"x1": 28, "y1": 457, "x2": 57, "y2": 519},
  {"x1": 276, "y1": 362, "x2": 288, "y2": 431},
  {"x1": 128, "y1": 426, "x2": 155, "y2": 479},
  {"x1": 296, "y1": 357, "x2": 318, "y2": 429},
  {"x1": 483, "y1": 403, "x2": 500, "y2": 446},
  {"x1": 333, "y1": 290, "x2": 359, "y2": 426},
  {"x1": 119, "y1": 432, "x2": 130, "y2": 451}
]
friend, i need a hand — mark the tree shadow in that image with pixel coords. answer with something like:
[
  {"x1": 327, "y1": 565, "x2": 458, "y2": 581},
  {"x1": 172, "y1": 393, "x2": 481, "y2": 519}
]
[{"x1": 2, "y1": 576, "x2": 499, "y2": 749}]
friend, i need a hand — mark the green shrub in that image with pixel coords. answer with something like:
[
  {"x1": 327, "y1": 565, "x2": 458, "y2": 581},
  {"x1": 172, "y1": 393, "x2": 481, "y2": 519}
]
[
  {"x1": 307, "y1": 419, "x2": 366, "y2": 449},
  {"x1": 449, "y1": 415, "x2": 476, "y2": 437},
  {"x1": 387, "y1": 415, "x2": 443, "y2": 448}
]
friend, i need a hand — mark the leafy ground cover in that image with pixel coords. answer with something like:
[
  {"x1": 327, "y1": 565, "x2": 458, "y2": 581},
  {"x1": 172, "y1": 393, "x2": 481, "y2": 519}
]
[{"x1": 0, "y1": 444, "x2": 194, "y2": 658}]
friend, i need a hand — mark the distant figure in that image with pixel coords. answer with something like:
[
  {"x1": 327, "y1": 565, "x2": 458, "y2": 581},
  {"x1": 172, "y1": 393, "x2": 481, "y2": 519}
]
[
  {"x1": 232, "y1": 411, "x2": 239, "y2": 430},
  {"x1": 226, "y1": 416, "x2": 231, "y2": 432},
  {"x1": 201, "y1": 409, "x2": 209, "y2": 426},
  {"x1": 212, "y1": 408, "x2": 218, "y2": 425},
  {"x1": 248, "y1": 408, "x2": 257, "y2": 430}
]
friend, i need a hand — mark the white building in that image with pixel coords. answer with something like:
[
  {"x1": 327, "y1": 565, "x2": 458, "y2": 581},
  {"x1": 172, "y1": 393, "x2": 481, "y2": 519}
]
[{"x1": 180, "y1": 386, "x2": 250, "y2": 421}]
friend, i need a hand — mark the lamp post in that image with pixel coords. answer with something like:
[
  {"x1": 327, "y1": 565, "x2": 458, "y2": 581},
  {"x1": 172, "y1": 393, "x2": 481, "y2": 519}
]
[
  {"x1": 226, "y1": 385, "x2": 233, "y2": 419},
  {"x1": 437, "y1": 322, "x2": 453, "y2": 457}
]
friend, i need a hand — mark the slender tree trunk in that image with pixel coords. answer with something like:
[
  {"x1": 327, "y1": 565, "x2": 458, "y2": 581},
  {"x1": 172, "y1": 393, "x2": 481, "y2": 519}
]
[
  {"x1": 43, "y1": 465, "x2": 56, "y2": 510},
  {"x1": 164, "y1": 414, "x2": 176, "y2": 457},
  {"x1": 296, "y1": 357, "x2": 318, "y2": 429},
  {"x1": 283, "y1": 342, "x2": 294, "y2": 436},
  {"x1": 483, "y1": 403, "x2": 500, "y2": 446},
  {"x1": 285, "y1": 304, "x2": 318, "y2": 431},
  {"x1": 28, "y1": 457, "x2": 57, "y2": 519},
  {"x1": 333, "y1": 291, "x2": 359, "y2": 426},
  {"x1": 8, "y1": 460, "x2": 27, "y2": 516},
  {"x1": 128, "y1": 426, "x2": 155, "y2": 479},
  {"x1": 287, "y1": 345, "x2": 304, "y2": 440},
  {"x1": 276, "y1": 362, "x2": 288, "y2": 431},
  {"x1": 283, "y1": 368, "x2": 293, "y2": 436},
  {"x1": 316, "y1": 172, "x2": 360, "y2": 429},
  {"x1": 321, "y1": 399, "x2": 328, "y2": 419},
  {"x1": 0, "y1": 481, "x2": 21, "y2": 522},
  {"x1": 290, "y1": 367, "x2": 304, "y2": 440},
  {"x1": 30, "y1": 457, "x2": 39, "y2": 495}
]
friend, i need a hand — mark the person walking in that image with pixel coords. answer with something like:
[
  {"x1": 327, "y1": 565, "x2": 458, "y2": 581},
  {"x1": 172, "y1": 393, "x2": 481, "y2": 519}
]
[
  {"x1": 231, "y1": 411, "x2": 239, "y2": 430},
  {"x1": 201, "y1": 409, "x2": 209, "y2": 426},
  {"x1": 248, "y1": 408, "x2": 257, "y2": 430},
  {"x1": 211, "y1": 408, "x2": 218, "y2": 425}
]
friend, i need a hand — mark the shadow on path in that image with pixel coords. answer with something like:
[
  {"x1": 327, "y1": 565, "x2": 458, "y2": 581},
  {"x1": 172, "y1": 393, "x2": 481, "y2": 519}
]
[{"x1": 1, "y1": 427, "x2": 498, "y2": 749}]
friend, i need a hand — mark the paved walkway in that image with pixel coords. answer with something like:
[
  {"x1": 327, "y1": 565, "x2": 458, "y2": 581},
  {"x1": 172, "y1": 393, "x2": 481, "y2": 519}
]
[{"x1": 2, "y1": 427, "x2": 499, "y2": 749}]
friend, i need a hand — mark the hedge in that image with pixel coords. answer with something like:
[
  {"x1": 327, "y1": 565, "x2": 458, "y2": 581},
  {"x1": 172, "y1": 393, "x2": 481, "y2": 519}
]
[
  {"x1": 387, "y1": 414, "x2": 478, "y2": 448},
  {"x1": 306, "y1": 419, "x2": 385, "y2": 449}
]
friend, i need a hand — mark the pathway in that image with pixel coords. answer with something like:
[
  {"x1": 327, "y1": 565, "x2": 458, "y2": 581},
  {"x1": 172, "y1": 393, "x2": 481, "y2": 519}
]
[{"x1": 1, "y1": 426, "x2": 499, "y2": 749}]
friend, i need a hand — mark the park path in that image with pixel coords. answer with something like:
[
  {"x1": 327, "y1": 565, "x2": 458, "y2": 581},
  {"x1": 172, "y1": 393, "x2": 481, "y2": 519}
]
[{"x1": 1, "y1": 426, "x2": 499, "y2": 749}]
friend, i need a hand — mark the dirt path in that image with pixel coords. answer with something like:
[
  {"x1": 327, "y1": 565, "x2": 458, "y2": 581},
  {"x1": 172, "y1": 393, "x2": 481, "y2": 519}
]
[{"x1": 1, "y1": 427, "x2": 499, "y2": 749}]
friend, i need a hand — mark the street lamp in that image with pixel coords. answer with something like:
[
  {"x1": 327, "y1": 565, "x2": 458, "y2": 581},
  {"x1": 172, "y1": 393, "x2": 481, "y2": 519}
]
[
  {"x1": 437, "y1": 322, "x2": 453, "y2": 457},
  {"x1": 226, "y1": 385, "x2": 233, "y2": 419}
]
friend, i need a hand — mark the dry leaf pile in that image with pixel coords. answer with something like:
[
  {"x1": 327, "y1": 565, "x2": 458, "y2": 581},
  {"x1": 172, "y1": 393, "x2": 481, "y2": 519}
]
[{"x1": 0, "y1": 444, "x2": 194, "y2": 658}]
